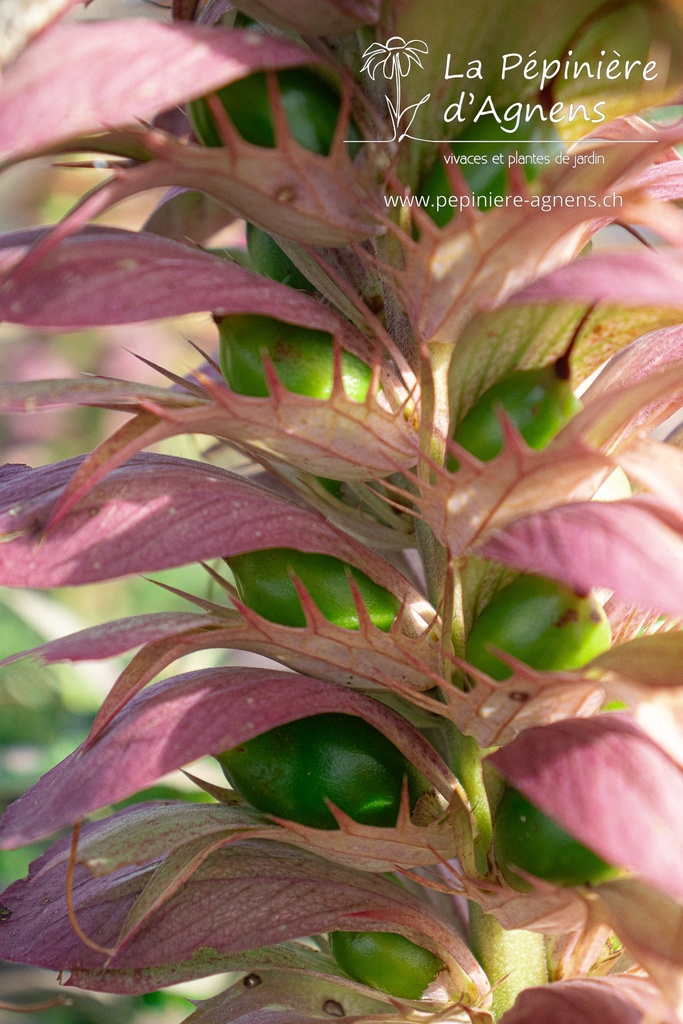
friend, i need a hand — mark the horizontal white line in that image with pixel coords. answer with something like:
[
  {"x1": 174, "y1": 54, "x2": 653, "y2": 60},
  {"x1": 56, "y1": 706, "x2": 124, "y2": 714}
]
[{"x1": 345, "y1": 138, "x2": 661, "y2": 144}]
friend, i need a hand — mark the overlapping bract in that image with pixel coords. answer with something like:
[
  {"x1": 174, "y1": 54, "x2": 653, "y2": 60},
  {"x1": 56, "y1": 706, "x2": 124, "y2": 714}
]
[{"x1": 3, "y1": 3, "x2": 683, "y2": 1023}]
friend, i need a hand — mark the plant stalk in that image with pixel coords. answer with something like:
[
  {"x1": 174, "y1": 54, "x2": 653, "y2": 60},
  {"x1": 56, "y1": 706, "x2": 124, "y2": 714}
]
[
  {"x1": 444, "y1": 723, "x2": 492, "y2": 874},
  {"x1": 469, "y1": 903, "x2": 549, "y2": 1021}
]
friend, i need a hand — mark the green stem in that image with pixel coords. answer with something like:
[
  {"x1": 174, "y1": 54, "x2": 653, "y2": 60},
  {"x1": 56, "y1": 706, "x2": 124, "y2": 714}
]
[
  {"x1": 415, "y1": 343, "x2": 452, "y2": 614},
  {"x1": 444, "y1": 722, "x2": 492, "y2": 875},
  {"x1": 469, "y1": 903, "x2": 548, "y2": 1021},
  {"x1": 415, "y1": 336, "x2": 542, "y2": 1017}
]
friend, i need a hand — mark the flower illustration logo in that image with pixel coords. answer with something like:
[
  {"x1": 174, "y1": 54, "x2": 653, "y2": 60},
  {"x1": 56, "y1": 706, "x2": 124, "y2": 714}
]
[{"x1": 361, "y1": 36, "x2": 430, "y2": 141}]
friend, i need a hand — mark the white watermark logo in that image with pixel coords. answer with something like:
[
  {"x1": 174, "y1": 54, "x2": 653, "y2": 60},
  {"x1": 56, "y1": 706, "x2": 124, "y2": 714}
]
[
  {"x1": 360, "y1": 37, "x2": 430, "y2": 142},
  {"x1": 356, "y1": 41, "x2": 659, "y2": 147}
]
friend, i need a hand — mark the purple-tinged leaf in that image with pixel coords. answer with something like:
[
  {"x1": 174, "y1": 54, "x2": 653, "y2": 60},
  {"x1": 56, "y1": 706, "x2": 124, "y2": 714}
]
[
  {"x1": 59, "y1": 796, "x2": 455, "y2": 936},
  {"x1": 0, "y1": 358, "x2": 419, "y2": 484},
  {"x1": 95, "y1": 610, "x2": 442, "y2": 736},
  {"x1": 596, "y1": 879, "x2": 683, "y2": 1016},
  {"x1": 0, "y1": 841, "x2": 489, "y2": 1004},
  {"x1": 0, "y1": 455, "x2": 635, "y2": 747},
  {"x1": 0, "y1": 23, "x2": 318, "y2": 162},
  {"x1": 114, "y1": 801, "x2": 453, "y2": 946},
  {"x1": 489, "y1": 715, "x2": 683, "y2": 901},
  {"x1": 0, "y1": 668, "x2": 455, "y2": 847},
  {"x1": 29, "y1": 599, "x2": 620, "y2": 759},
  {"x1": 636, "y1": 158, "x2": 683, "y2": 202},
  {"x1": 233, "y1": 0, "x2": 379, "y2": 35},
  {"x1": 0, "y1": 463, "x2": 31, "y2": 483},
  {"x1": 68, "y1": 941, "x2": 347, "y2": 995},
  {"x1": 634, "y1": 158, "x2": 683, "y2": 221},
  {"x1": 0, "y1": 227, "x2": 374, "y2": 329},
  {"x1": 103, "y1": 835, "x2": 270, "y2": 950},
  {"x1": 0, "y1": 856, "x2": 146, "y2": 967},
  {"x1": 500, "y1": 975, "x2": 679, "y2": 1024},
  {"x1": 0, "y1": 376, "x2": 199, "y2": 412},
  {"x1": 418, "y1": 419, "x2": 614, "y2": 558},
  {"x1": 60, "y1": 126, "x2": 378, "y2": 247},
  {"x1": 586, "y1": 114, "x2": 683, "y2": 147},
  {"x1": 515, "y1": 249, "x2": 683, "y2": 309},
  {"x1": 568, "y1": 355, "x2": 683, "y2": 455},
  {"x1": 481, "y1": 496, "x2": 683, "y2": 616},
  {"x1": 143, "y1": 189, "x2": 237, "y2": 245},
  {"x1": 20, "y1": 380, "x2": 418, "y2": 491},
  {"x1": 182, "y1": 970, "x2": 388, "y2": 1024},
  {"x1": 581, "y1": 323, "x2": 683, "y2": 404},
  {"x1": 0, "y1": 64, "x2": 379, "y2": 247},
  {"x1": 50, "y1": 802, "x2": 267, "y2": 878},
  {"x1": 9, "y1": 348, "x2": 683, "y2": 540},
  {"x1": 584, "y1": 628, "x2": 683, "y2": 772},
  {"x1": 612, "y1": 435, "x2": 683, "y2": 515},
  {"x1": 0, "y1": 453, "x2": 425, "y2": 599},
  {"x1": 2, "y1": 602, "x2": 446, "y2": 734},
  {"x1": 39, "y1": 795, "x2": 456, "y2": 883},
  {"x1": 0, "y1": 612, "x2": 217, "y2": 667},
  {"x1": 574, "y1": 304, "x2": 683, "y2": 385}
]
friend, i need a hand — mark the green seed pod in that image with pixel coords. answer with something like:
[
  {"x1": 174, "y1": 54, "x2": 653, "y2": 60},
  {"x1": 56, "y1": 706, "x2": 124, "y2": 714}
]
[
  {"x1": 227, "y1": 548, "x2": 400, "y2": 630},
  {"x1": 246, "y1": 223, "x2": 315, "y2": 291},
  {"x1": 217, "y1": 712, "x2": 432, "y2": 830},
  {"x1": 188, "y1": 67, "x2": 359, "y2": 154},
  {"x1": 217, "y1": 314, "x2": 373, "y2": 402},
  {"x1": 451, "y1": 363, "x2": 582, "y2": 467},
  {"x1": 494, "y1": 786, "x2": 619, "y2": 890},
  {"x1": 329, "y1": 930, "x2": 444, "y2": 999},
  {"x1": 465, "y1": 574, "x2": 611, "y2": 681}
]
